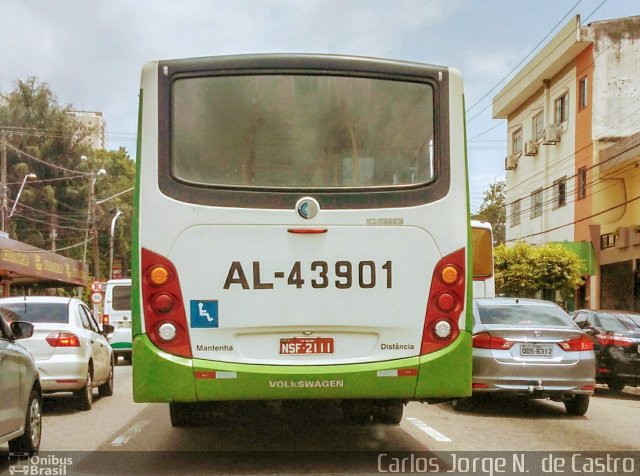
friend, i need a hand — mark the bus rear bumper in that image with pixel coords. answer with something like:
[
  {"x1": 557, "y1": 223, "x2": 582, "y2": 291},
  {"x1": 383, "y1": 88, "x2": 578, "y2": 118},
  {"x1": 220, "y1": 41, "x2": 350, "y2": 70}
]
[{"x1": 132, "y1": 333, "x2": 471, "y2": 403}]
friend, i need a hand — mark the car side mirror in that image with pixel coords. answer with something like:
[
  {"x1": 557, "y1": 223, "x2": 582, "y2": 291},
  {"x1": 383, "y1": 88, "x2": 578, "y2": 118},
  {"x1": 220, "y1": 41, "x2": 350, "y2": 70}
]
[
  {"x1": 10, "y1": 321, "x2": 34, "y2": 340},
  {"x1": 102, "y1": 324, "x2": 115, "y2": 335}
]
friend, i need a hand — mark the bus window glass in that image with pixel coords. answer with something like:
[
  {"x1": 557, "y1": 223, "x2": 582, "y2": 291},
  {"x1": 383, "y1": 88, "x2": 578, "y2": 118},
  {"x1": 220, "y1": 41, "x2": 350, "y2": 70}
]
[
  {"x1": 472, "y1": 227, "x2": 493, "y2": 278},
  {"x1": 112, "y1": 285, "x2": 131, "y2": 311},
  {"x1": 171, "y1": 75, "x2": 434, "y2": 188}
]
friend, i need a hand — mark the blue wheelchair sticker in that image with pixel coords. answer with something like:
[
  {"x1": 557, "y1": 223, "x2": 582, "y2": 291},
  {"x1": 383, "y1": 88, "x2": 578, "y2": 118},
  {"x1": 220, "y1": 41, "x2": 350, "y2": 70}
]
[{"x1": 190, "y1": 300, "x2": 219, "y2": 328}]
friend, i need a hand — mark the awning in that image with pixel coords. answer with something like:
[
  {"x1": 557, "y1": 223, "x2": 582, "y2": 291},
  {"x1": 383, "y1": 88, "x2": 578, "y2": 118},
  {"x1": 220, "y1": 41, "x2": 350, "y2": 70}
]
[
  {"x1": 550, "y1": 241, "x2": 597, "y2": 276},
  {"x1": 0, "y1": 235, "x2": 88, "y2": 287}
]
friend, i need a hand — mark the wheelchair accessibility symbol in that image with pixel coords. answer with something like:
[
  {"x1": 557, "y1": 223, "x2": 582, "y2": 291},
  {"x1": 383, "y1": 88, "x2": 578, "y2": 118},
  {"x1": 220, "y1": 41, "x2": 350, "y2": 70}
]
[{"x1": 190, "y1": 300, "x2": 219, "y2": 328}]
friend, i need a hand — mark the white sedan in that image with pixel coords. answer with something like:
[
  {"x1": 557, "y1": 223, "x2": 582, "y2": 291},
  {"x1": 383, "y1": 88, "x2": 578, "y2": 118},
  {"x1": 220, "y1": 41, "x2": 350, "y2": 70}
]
[{"x1": 0, "y1": 296, "x2": 114, "y2": 411}]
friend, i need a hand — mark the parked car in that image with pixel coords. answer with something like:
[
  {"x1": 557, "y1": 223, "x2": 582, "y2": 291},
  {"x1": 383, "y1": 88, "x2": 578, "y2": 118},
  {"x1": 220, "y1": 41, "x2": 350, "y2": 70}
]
[
  {"x1": 570, "y1": 309, "x2": 640, "y2": 392},
  {"x1": 101, "y1": 278, "x2": 132, "y2": 362},
  {"x1": 0, "y1": 296, "x2": 115, "y2": 411},
  {"x1": 454, "y1": 298, "x2": 596, "y2": 416},
  {"x1": 0, "y1": 313, "x2": 42, "y2": 454}
]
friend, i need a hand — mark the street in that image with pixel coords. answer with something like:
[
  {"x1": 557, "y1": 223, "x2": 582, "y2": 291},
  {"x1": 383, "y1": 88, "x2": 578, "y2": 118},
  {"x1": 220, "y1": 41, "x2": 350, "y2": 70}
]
[{"x1": 1, "y1": 361, "x2": 639, "y2": 475}]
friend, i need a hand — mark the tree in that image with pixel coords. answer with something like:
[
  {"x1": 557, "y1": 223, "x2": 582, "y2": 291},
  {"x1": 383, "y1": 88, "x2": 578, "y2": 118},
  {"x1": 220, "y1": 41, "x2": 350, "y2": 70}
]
[
  {"x1": 495, "y1": 242, "x2": 584, "y2": 299},
  {"x1": 472, "y1": 179, "x2": 506, "y2": 244},
  {"x1": 0, "y1": 78, "x2": 136, "y2": 281},
  {"x1": 0, "y1": 77, "x2": 93, "y2": 256}
]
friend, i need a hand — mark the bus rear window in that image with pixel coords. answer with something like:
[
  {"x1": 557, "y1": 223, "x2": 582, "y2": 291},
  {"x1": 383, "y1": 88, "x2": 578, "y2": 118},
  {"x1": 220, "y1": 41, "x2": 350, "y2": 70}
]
[
  {"x1": 472, "y1": 227, "x2": 493, "y2": 278},
  {"x1": 171, "y1": 74, "x2": 435, "y2": 189},
  {"x1": 112, "y1": 286, "x2": 131, "y2": 311}
]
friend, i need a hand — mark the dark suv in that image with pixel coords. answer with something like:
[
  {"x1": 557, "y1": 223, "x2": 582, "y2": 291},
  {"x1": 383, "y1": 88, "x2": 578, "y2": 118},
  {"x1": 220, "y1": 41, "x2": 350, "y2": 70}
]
[{"x1": 571, "y1": 310, "x2": 640, "y2": 392}]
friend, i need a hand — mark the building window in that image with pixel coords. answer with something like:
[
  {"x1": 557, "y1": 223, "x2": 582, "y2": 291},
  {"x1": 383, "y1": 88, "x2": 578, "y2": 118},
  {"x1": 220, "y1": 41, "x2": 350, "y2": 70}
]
[
  {"x1": 512, "y1": 128, "x2": 522, "y2": 155},
  {"x1": 600, "y1": 233, "x2": 616, "y2": 249},
  {"x1": 533, "y1": 111, "x2": 544, "y2": 141},
  {"x1": 553, "y1": 177, "x2": 567, "y2": 209},
  {"x1": 555, "y1": 93, "x2": 569, "y2": 123},
  {"x1": 511, "y1": 199, "x2": 521, "y2": 226},
  {"x1": 579, "y1": 77, "x2": 588, "y2": 110},
  {"x1": 577, "y1": 167, "x2": 587, "y2": 199},
  {"x1": 531, "y1": 188, "x2": 543, "y2": 218}
]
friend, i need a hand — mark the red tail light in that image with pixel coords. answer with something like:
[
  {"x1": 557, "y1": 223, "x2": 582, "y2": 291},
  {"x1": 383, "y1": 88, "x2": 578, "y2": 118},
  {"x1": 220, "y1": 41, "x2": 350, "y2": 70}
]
[
  {"x1": 472, "y1": 383, "x2": 490, "y2": 389},
  {"x1": 46, "y1": 332, "x2": 80, "y2": 347},
  {"x1": 596, "y1": 334, "x2": 634, "y2": 348},
  {"x1": 141, "y1": 248, "x2": 191, "y2": 358},
  {"x1": 559, "y1": 335, "x2": 594, "y2": 351},
  {"x1": 472, "y1": 332, "x2": 514, "y2": 350},
  {"x1": 421, "y1": 248, "x2": 465, "y2": 355},
  {"x1": 102, "y1": 315, "x2": 110, "y2": 326}
]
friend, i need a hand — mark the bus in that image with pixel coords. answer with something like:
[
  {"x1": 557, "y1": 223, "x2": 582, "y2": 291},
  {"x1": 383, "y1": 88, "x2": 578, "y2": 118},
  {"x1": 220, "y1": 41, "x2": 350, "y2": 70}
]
[
  {"x1": 471, "y1": 220, "x2": 495, "y2": 298},
  {"x1": 132, "y1": 54, "x2": 472, "y2": 425}
]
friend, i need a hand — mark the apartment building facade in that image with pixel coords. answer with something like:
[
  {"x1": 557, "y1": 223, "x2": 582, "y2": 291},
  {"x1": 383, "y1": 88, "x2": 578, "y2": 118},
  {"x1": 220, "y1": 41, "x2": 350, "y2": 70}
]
[{"x1": 493, "y1": 15, "x2": 640, "y2": 311}]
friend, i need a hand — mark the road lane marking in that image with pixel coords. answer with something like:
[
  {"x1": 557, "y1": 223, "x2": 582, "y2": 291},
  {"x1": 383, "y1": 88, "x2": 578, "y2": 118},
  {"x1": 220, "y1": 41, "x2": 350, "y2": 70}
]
[
  {"x1": 111, "y1": 420, "x2": 151, "y2": 447},
  {"x1": 405, "y1": 417, "x2": 452, "y2": 442}
]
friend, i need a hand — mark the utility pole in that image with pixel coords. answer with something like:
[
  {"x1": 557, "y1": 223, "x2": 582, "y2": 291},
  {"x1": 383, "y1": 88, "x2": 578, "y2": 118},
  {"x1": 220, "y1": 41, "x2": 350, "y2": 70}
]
[
  {"x1": 89, "y1": 170, "x2": 101, "y2": 281},
  {"x1": 1, "y1": 136, "x2": 8, "y2": 234}
]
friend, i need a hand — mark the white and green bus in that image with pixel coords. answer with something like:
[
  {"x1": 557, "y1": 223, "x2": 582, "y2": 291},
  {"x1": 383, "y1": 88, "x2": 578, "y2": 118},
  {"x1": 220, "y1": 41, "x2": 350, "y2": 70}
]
[{"x1": 132, "y1": 54, "x2": 472, "y2": 425}]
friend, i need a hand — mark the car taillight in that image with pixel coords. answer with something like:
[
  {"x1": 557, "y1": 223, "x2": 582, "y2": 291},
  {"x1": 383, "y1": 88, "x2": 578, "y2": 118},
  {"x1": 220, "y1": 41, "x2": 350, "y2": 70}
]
[
  {"x1": 596, "y1": 335, "x2": 634, "y2": 348},
  {"x1": 141, "y1": 248, "x2": 191, "y2": 358},
  {"x1": 559, "y1": 335, "x2": 594, "y2": 351},
  {"x1": 102, "y1": 315, "x2": 110, "y2": 326},
  {"x1": 421, "y1": 248, "x2": 465, "y2": 355},
  {"x1": 46, "y1": 332, "x2": 80, "y2": 347},
  {"x1": 472, "y1": 332, "x2": 514, "y2": 350}
]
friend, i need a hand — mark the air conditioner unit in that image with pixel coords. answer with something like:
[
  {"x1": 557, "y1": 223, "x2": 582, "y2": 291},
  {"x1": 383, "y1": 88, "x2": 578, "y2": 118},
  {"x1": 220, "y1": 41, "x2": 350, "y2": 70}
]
[
  {"x1": 543, "y1": 124, "x2": 561, "y2": 144},
  {"x1": 524, "y1": 140, "x2": 538, "y2": 156},
  {"x1": 505, "y1": 154, "x2": 518, "y2": 170}
]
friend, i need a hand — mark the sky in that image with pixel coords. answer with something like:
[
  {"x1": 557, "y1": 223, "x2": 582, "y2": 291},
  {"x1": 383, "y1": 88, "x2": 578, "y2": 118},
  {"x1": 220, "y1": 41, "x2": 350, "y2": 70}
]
[{"x1": 1, "y1": 0, "x2": 638, "y2": 212}]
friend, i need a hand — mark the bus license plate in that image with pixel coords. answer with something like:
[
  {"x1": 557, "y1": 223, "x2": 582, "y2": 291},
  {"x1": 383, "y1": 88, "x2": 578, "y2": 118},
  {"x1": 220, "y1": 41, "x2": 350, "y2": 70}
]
[
  {"x1": 520, "y1": 344, "x2": 553, "y2": 357},
  {"x1": 280, "y1": 337, "x2": 334, "y2": 355}
]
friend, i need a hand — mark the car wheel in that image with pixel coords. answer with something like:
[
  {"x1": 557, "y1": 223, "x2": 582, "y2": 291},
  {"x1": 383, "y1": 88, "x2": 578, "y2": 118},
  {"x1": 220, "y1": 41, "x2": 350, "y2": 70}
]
[
  {"x1": 607, "y1": 378, "x2": 625, "y2": 393},
  {"x1": 74, "y1": 368, "x2": 93, "y2": 411},
  {"x1": 8, "y1": 388, "x2": 42, "y2": 455},
  {"x1": 564, "y1": 394, "x2": 589, "y2": 416},
  {"x1": 98, "y1": 359, "x2": 115, "y2": 397}
]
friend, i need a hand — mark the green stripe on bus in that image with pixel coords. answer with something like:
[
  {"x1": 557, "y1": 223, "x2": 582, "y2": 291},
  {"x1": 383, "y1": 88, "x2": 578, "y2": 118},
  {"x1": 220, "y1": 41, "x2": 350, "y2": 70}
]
[
  {"x1": 132, "y1": 88, "x2": 143, "y2": 339},
  {"x1": 111, "y1": 342, "x2": 132, "y2": 349}
]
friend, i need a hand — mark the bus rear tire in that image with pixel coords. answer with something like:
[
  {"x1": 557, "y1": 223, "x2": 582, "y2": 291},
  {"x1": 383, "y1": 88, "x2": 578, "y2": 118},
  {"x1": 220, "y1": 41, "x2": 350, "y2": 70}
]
[
  {"x1": 170, "y1": 402, "x2": 197, "y2": 427},
  {"x1": 374, "y1": 400, "x2": 404, "y2": 424}
]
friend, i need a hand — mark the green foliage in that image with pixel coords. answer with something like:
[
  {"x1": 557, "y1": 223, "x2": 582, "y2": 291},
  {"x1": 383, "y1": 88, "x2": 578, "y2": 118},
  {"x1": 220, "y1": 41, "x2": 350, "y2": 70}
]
[
  {"x1": 495, "y1": 242, "x2": 584, "y2": 299},
  {"x1": 1, "y1": 77, "x2": 135, "y2": 284},
  {"x1": 472, "y1": 179, "x2": 506, "y2": 245}
]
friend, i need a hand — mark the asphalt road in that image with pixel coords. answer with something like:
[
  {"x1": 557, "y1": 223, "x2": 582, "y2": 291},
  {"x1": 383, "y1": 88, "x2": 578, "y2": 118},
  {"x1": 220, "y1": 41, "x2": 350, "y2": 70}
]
[{"x1": 2, "y1": 361, "x2": 639, "y2": 475}]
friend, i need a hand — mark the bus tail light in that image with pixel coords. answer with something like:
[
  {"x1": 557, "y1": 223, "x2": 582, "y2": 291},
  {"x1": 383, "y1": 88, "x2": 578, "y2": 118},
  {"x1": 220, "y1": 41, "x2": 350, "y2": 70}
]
[
  {"x1": 141, "y1": 248, "x2": 192, "y2": 358},
  {"x1": 421, "y1": 248, "x2": 465, "y2": 355},
  {"x1": 102, "y1": 315, "x2": 110, "y2": 326}
]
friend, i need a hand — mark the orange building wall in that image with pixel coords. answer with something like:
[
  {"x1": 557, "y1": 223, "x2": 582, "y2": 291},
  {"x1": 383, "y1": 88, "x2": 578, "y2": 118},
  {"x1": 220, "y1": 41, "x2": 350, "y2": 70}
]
[{"x1": 574, "y1": 45, "x2": 594, "y2": 243}]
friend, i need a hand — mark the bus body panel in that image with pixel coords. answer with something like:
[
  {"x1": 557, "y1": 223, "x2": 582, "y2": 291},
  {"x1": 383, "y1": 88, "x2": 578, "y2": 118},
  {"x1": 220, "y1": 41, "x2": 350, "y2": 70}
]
[{"x1": 170, "y1": 224, "x2": 437, "y2": 364}]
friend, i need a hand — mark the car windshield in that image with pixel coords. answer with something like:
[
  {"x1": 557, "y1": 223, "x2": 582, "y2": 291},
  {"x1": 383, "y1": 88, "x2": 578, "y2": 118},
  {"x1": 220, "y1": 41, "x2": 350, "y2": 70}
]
[
  {"x1": 476, "y1": 303, "x2": 572, "y2": 327},
  {"x1": 598, "y1": 313, "x2": 640, "y2": 332},
  {"x1": 0, "y1": 302, "x2": 69, "y2": 324}
]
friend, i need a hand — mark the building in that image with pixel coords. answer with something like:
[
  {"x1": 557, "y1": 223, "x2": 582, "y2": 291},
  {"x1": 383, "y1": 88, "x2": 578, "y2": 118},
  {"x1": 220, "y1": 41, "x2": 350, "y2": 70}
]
[
  {"x1": 69, "y1": 110, "x2": 106, "y2": 149},
  {"x1": 492, "y1": 15, "x2": 640, "y2": 311}
]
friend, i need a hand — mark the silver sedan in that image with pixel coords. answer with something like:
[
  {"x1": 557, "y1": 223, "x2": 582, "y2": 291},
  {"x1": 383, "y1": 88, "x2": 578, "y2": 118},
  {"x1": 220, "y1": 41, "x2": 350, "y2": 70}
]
[
  {"x1": 0, "y1": 296, "x2": 115, "y2": 411},
  {"x1": 455, "y1": 298, "x2": 595, "y2": 416}
]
